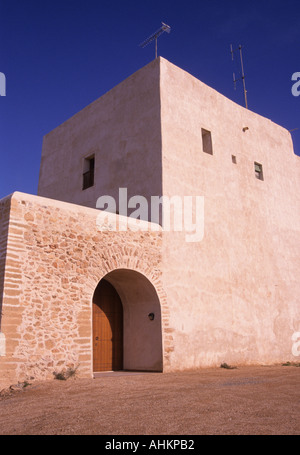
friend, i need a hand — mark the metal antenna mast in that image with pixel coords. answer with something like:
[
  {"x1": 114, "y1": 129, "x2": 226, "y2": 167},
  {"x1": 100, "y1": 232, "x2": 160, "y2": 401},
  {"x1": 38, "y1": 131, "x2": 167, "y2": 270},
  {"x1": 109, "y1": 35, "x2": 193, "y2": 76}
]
[
  {"x1": 230, "y1": 44, "x2": 248, "y2": 109},
  {"x1": 140, "y1": 22, "x2": 171, "y2": 59}
]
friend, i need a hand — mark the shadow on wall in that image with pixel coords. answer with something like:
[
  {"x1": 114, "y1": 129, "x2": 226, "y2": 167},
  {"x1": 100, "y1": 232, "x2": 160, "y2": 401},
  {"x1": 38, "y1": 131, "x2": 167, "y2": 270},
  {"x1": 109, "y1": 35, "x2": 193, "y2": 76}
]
[{"x1": 0, "y1": 196, "x2": 11, "y2": 354}]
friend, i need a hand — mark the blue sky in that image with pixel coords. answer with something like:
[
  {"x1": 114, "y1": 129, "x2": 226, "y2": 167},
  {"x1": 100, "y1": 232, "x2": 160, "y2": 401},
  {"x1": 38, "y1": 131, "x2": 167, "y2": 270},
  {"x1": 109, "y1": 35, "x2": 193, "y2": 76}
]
[{"x1": 0, "y1": 0, "x2": 299, "y2": 200}]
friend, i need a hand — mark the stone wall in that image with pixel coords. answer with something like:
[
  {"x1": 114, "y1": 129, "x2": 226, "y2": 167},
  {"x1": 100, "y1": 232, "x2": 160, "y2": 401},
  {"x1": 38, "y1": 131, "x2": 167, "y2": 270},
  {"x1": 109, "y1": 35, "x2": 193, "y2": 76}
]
[
  {"x1": 0, "y1": 192, "x2": 167, "y2": 388},
  {"x1": 0, "y1": 195, "x2": 11, "y2": 361}
]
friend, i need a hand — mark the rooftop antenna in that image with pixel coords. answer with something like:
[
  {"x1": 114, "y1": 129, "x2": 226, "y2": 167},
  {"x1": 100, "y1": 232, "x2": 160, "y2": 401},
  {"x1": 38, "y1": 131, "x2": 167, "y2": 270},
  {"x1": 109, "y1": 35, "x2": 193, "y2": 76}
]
[
  {"x1": 230, "y1": 44, "x2": 248, "y2": 109},
  {"x1": 140, "y1": 22, "x2": 171, "y2": 59}
]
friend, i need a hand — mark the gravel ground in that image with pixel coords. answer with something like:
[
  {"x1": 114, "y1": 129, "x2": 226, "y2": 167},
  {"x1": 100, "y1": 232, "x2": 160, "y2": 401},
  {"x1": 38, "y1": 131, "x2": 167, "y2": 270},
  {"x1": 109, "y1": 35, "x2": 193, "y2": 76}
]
[{"x1": 0, "y1": 364, "x2": 299, "y2": 435}]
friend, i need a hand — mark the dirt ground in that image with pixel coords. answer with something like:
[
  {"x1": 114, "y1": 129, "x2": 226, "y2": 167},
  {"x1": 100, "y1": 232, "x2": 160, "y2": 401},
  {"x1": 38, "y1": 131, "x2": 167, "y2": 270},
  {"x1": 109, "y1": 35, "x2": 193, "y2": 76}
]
[{"x1": 0, "y1": 364, "x2": 299, "y2": 435}]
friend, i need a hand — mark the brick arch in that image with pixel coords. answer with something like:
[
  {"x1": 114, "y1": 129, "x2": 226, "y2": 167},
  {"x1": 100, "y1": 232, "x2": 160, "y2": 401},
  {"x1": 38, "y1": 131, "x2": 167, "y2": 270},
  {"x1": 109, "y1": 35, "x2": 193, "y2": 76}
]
[{"x1": 87, "y1": 245, "x2": 173, "y2": 372}]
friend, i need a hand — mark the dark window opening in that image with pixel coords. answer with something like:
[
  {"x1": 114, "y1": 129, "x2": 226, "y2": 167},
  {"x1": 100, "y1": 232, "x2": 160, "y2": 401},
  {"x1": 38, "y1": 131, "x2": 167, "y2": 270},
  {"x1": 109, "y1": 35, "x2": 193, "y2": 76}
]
[
  {"x1": 254, "y1": 162, "x2": 264, "y2": 181},
  {"x1": 232, "y1": 155, "x2": 237, "y2": 164},
  {"x1": 201, "y1": 128, "x2": 213, "y2": 155},
  {"x1": 83, "y1": 155, "x2": 95, "y2": 190}
]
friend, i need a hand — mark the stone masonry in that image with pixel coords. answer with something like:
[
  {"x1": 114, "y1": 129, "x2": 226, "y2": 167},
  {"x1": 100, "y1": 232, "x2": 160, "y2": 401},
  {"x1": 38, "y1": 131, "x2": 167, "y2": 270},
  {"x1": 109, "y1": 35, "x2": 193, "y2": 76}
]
[{"x1": 0, "y1": 192, "x2": 169, "y2": 388}]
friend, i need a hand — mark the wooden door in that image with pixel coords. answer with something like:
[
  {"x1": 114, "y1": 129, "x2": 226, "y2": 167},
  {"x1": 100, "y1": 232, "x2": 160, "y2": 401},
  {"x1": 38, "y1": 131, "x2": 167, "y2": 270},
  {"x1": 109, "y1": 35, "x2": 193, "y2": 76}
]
[{"x1": 93, "y1": 279, "x2": 123, "y2": 372}]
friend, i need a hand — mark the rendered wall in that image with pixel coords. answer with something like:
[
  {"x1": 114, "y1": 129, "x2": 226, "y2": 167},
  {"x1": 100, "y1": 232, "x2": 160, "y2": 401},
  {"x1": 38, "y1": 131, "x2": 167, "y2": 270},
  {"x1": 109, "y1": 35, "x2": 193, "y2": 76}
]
[
  {"x1": 159, "y1": 58, "x2": 300, "y2": 368},
  {"x1": 0, "y1": 192, "x2": 169, "y2": 389},
  {"x1": 38, "y1": 59, "x2": 162, "y2": 214}
]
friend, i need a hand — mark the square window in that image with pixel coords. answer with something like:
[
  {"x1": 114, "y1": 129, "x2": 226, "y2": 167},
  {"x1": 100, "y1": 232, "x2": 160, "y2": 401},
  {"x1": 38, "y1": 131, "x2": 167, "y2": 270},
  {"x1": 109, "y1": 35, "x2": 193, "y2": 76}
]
[
  {"x1": 83, "y1": 155, "x2": 95, "y2": 190},
  {"x1": 201, "y1": 128, "x2": 213, "y2": 155},
  {"x1": 254, "y1": 162, "x2": 263, "y2": 181}
]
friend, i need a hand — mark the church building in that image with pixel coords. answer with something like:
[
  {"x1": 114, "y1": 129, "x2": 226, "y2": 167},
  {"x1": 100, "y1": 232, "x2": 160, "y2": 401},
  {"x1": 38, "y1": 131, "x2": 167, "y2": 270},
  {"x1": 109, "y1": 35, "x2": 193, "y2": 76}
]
[{"x1": 0, "y1": 57, "x2": 299, "y2": 387}]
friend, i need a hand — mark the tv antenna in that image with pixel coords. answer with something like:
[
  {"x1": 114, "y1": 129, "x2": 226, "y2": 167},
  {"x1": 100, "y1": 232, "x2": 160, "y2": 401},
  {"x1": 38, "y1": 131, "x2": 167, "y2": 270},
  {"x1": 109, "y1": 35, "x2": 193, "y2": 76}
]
[
  {"x1": 140, "y1": 22, "x2": 171, "y2": 59},
  {"x1": 230, "y1": 44, "x2": 248, "y2": 109}
]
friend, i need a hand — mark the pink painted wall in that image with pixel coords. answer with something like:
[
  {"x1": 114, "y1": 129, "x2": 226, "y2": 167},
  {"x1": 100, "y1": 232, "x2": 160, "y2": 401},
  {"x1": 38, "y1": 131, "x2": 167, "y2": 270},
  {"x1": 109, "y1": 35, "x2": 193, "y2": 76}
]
[
  {"x1": 160, "y1": 58, "x2": 300, "y2": 368},
  {"x1": 36, "y1": 57, "x2": 300, "y2": 370},
  {"x1": 38, "y1": 59, "x2": 162, "y2": 216}
]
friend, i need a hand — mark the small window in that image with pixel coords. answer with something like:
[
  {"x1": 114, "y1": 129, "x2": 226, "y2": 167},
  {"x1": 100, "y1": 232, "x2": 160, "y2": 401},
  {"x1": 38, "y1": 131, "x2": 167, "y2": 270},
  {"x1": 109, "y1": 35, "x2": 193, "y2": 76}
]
[
  {"x1": 254, "y1": 162, "x2": 263, "y2": 181},
  {"x1": 83, "y1": 155, "x2": 95, "y2": 190},
  {"x1": 232, "y1": 155, "x2": 237, "y2": 164},
  {"x1": 201, "y1": 128, "x2": 213, "y2": 155}
]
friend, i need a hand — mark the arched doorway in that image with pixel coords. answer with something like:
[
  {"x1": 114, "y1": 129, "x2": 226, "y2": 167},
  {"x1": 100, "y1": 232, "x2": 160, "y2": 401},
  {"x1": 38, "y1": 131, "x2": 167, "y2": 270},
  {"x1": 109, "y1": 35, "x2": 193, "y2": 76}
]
[
  {"x1": 93, "y1": 279, "x2": 123, "y2": 372},
  {"x1": 92, "y1": 269, "x2": 163, "y2": 373}
]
